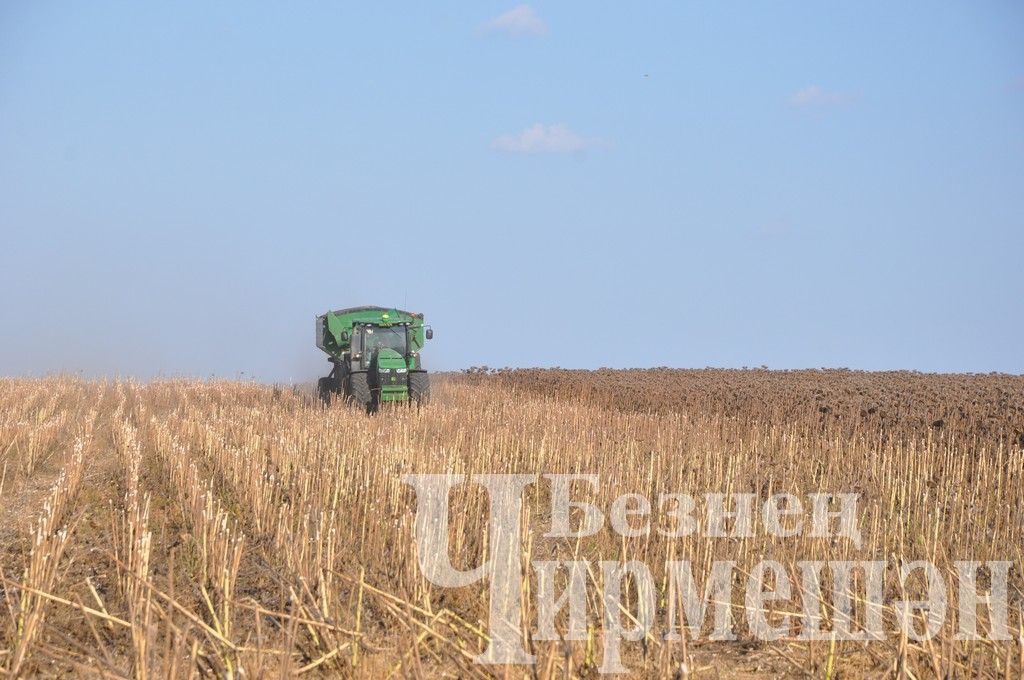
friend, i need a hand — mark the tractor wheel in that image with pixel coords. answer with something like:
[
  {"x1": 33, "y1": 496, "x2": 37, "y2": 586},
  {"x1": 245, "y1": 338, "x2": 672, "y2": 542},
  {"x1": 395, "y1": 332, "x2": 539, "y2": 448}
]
[
  {"x1": 409, "y1": 372, "x2": 431, "y2": 407},
  {"x1": 317, "y1": 377, "x2": 336, "y2": 405},
  {"x1": 347, "y1": 372, "x2": 374, "y2": 414}
]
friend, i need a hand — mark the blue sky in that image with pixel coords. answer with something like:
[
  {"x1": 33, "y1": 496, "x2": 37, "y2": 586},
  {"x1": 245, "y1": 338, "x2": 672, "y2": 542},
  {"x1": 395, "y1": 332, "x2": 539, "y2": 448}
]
[{"x1": 2, "y1": 2, "x2": 1022, "y2": 380}]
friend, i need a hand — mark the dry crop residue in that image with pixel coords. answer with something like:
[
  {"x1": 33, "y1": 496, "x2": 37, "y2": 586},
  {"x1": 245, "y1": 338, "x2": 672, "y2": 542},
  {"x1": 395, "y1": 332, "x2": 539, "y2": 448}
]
[{"x1": 0, "y1": 371, "x2": 1022, "y2": 678}]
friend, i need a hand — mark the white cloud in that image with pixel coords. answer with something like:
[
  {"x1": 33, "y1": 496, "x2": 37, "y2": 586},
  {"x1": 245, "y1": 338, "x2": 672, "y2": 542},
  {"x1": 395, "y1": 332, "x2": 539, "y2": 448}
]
[
  {"x1": 481, "y1": 5, "x2": 547, "y2": 36},
  {"x1": 492, "y1": 123, "x2": 596, "y2": 154},
  {"x1": 788, "y1": 85, "x2": 856, "y2": 108}
]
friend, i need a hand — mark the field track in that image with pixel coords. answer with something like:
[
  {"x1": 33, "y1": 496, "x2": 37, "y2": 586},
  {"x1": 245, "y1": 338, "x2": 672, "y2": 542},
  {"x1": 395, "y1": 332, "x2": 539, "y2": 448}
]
[{"x1": 0, "y1": 371, "x2": 1022, "y2": 677}]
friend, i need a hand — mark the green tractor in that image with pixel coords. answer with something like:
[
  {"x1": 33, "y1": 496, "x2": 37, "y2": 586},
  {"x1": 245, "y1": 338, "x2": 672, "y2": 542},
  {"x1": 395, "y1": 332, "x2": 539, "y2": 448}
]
[{"x1": 315, "y1": 306, "x2": 433, "y2": 411}]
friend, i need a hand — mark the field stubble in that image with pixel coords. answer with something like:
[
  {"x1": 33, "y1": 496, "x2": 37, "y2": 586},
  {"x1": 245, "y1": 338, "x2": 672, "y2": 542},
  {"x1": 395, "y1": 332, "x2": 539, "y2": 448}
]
[{"x1": 0, "y1": 369, "x2": 1021, "y2": 678}]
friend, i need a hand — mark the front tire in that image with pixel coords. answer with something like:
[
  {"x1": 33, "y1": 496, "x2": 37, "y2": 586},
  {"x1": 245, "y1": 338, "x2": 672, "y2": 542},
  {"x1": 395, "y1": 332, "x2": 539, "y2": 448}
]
[
  {"x1": 347, "y1": 372, "x2": 374, "y2": 414},
  {"x1": 409, "y1": 372, "x2": 430, "y2": 407}
]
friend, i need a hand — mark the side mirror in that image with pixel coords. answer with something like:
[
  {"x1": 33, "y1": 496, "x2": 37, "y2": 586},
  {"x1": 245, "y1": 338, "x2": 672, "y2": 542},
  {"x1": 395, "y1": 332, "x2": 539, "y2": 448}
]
[{"x1": 425, "y1": 328, "x2": 433, "y2": 340}]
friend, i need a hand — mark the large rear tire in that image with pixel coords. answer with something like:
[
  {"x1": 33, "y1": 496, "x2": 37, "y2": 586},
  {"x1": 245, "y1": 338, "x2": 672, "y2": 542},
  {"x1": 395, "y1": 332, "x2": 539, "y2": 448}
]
[
  {"x1": 409, "y1": 372, "x2": 430, "y2": 407},
  {"x1": 347, "y1": 372, "x2": 374, "y2": 414}
]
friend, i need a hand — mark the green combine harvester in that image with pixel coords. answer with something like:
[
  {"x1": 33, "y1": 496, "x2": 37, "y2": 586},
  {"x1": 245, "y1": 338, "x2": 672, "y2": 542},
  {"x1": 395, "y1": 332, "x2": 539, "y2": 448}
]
[{"x1": 315, "y1": 306, "x2": 433, "y2": 411}]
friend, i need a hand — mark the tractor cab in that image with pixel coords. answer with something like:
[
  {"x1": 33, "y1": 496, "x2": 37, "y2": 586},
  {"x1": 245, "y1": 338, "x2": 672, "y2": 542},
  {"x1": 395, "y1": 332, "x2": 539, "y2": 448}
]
[
  {"x1": 359, "y1": 324, "x2": 409, "y2": 364},
  {"x1": 351, "y1": 319, "x2": 412, "y2": 369}
]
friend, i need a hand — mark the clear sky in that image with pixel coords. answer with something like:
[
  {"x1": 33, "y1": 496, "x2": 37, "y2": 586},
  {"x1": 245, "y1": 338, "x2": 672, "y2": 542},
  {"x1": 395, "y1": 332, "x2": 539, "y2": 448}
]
[{"x1": 2, "y1": 2, "x2": 1022, "y2": 381}]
